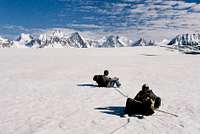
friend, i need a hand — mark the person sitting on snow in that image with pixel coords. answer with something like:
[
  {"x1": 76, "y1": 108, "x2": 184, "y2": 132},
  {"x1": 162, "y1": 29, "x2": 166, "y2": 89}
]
[
  {"x1": 93, "y1": 70, "x2": 121, "y2": 88},
  {"x1": 124, "y1": 84, "x2": 161, "y2": 116}
]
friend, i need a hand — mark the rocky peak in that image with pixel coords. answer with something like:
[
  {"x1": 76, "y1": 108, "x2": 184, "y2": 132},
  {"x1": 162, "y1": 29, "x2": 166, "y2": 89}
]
[{"x1": 16, "y1": 33, "x2": 33, "y2": 42}]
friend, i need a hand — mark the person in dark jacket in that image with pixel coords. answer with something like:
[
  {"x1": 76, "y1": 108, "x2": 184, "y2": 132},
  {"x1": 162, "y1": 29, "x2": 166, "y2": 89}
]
[
  {"x1": 93, "y1": 70, "x2": 121, "y2": 88},
  {"x1": 124, "y1": 84, "x2": 161, "y2": 116}
]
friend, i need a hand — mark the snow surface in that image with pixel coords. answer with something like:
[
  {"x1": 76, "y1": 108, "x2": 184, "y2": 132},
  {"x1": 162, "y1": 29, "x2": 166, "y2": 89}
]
[{"x1": 0, "y1": 47, "x2": 200, "y2": 134}]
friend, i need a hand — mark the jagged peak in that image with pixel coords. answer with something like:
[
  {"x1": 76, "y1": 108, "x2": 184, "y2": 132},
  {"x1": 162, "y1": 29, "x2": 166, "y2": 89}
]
[
  {"x1": 99, "y1": 35, "x2": 126, "y2": 48},
  {"x1": 69, "y1": 32, "x2": 84, "y2": 41},
  {"x1": 175, "y1": 33, "x2": 200, "y2": 39},
  {"x1": 68, "y1": 32, "x2": 88, "y2": 48},
  {"x1": 0, "y1": 36, "x2": 13, "y2": 48},
  {"x1": 16, "y1": 33, "x2": 33, "y2": 42},
  {"x1": 168, "y1": 33, "x2": 200, "y2": 46},
  {"x1": 51, "y1": 30, "x2": 66, "y2": 37},
  {"x1": 131, "y1": 38, "x2": 147, "y2": 46},
  {"x1": 39, "y1": 29, "x2": 69, "y2": 41}
]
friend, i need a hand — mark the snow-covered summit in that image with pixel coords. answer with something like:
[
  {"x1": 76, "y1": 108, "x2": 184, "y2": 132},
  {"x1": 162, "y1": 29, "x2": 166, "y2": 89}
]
[
  {"x1": 99, "y1": 35, "x2": 126, "y2": 48},
  {"x1": 67, "y1": 32, "x2": 89, "y2": 48},
  {"x1": 14, "y1": 33, "x2": 40, "y2": 48},
  {"x1": 0, "y1": 36, "x2": 13, "y2": 48},
  {"x1": 168, "y1": 33, "x2": 200, "y2": 50},
  {"x1": 39, "y1": 30, "x2": 68, "y2": 48},
  {"x1": 157, "y1": 39, "x2": 170, "y2": 46},
  {"x1": 39, "y1": 30, "x2": 68, "y2": 41},
  {"x1": 132, "y1": 38, "x2": 147, "y2": 46},
  {"x1": 16, "y1": 33, "x2": 33, "y2": 42},
  {"x1": 38, "y1": 31, "x2": 89, "y2": 48},
  {"x1": 131, "y1": 38, "x2": 157, "y2": 47}
]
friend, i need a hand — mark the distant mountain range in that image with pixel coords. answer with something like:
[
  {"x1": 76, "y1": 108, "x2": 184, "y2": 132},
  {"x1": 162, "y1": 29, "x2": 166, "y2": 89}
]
[
  {"x1": 0, "y1": 30, "x2": 156, "y2": 48},
  {"x1": 1, "y1": 30, "x2": 200, "y2": 50}
]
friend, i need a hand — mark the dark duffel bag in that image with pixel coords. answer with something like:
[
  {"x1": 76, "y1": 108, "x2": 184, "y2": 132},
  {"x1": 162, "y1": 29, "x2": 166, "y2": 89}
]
[
  {"x1": 154, "y1": 97, "x2": 161, "y2": 109},
  {"x1": 124, "y1": 98, "x2": 155, "y2": 116}
]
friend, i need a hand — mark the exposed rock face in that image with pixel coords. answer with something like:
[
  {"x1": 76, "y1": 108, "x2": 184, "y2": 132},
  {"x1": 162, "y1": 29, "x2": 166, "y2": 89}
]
[
  {"x1": 168, "y1": 33, "x2": 200, "y2": 50},
  {"x1": 0, "y1": 37, "x2": 13, "y2": 48}
]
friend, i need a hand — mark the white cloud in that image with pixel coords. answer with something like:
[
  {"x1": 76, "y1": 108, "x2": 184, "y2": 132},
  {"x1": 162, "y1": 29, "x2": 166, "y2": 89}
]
[
  {"x1": 30, "y1": 0, "x2": 200, "y2": 41},
  {"x1": 0, "y1": 25, "x2": 46, "y2": 39},
  {"x1": 191, "y1": 4, "x2": 200, "y2": 12},
  {"x1": 2, "y1": 0, "x2": 200, "y2": 41},
  {"x1": 2, "y1": 25, "x2": 28, "y2": 32},
  {"x1": 67, "y1": 24, "x2": 103, "y2": 29}
]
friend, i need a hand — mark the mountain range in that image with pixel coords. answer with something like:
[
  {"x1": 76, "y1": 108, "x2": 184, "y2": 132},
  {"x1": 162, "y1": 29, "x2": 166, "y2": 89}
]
[
  {"x1": 1, "y1": 30, "x2": 200, "y2": 50},
  {"x1": 0, "y1": 30, "x2": 156, "y2": 48}
]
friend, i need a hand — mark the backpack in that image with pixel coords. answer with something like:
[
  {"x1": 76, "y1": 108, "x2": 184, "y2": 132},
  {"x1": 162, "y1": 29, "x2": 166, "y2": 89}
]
[
  {"x1": 124, "y1": 97, "x2": 155, "y2": 116},
  {"x1": 93, "y1": 75, "x2": 108, "y2": 87},
  {"x1": 154, "y1": 97, "x2": 161, "y2": 109}
]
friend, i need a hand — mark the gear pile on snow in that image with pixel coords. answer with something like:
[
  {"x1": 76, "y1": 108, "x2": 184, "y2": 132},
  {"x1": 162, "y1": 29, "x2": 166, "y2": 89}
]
[
  {"x1": 124, "y1": 84, "x2": 161, "y2": 116},
  {"x1": 93, "y1": 70, "x2": 121, "y2": 88},
  {"x1": 92, "y1": 71, "x2": 165, "y2": 117}
]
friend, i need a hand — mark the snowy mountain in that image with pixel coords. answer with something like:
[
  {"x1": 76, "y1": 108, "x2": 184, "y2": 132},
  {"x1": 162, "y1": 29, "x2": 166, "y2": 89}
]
[
  {"x1": 14, "y1": 33, "x2": 41, "y2": 48},
  {"x1": 38, "y1": 31, "x2": 89, "y2": 48},
  {"x1": 168, "y1": 33, "x2": 200, "y2": 50},
  {"x1": 157, "y1": 39, "x2": 170, "y2": 46},
  {"x1": 16, "y1": 33, "x2": 33, "y2": 42},
  {"x1": 131, "y1": 38, "x2": 147, "y2": 46},
  {"x1": 87, "y1": 35, "x2": 129, "y2": 48},
  {"x1": 87, "y1": 40, "x2": 100, "y2": 48},
  {"x1": 0, "y1": 37, "x2": 13, "y2": 48},
  {"x1": 131, "y1": 38, "x2": 156, "y2": 46},
  {"x1": 0, "y1": 30, "x2": 174, "y2": 49},
  {"x1": 98, "y1": 35, "x2": 126, "y2": 48},
  {"x1": 67, "y1": 32, "x2": 89, "y2": 48},
  {"x1": 39, "y1": 30, "x2": 69, "y2": 48},
  {"x1": 30, "y1": 31, "x2": 128, "y2": 48}
]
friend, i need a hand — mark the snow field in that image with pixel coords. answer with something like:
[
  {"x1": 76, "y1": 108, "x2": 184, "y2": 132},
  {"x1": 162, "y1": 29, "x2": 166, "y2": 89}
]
[{"x1": 0, "y1": 47, "x2": 200, "y2": 134}]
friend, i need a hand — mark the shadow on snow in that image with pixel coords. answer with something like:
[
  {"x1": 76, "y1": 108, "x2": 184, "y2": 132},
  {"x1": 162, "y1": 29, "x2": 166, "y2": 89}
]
[
  {"x1": 141, "y1": 54, "x2": 158, "y2": 56},
  {"x1": 95, "y1": 106, "x2": 144, "y2": 119},
  {"x1": 77, "y1": 83, "x2": 98, "y2": 88},
  {"x1": 95, "y1": 106, "x2": 125, "y2": 117}
]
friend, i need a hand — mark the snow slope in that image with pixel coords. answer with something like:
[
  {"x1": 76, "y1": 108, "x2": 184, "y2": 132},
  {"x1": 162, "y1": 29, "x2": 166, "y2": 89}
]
[{"x1": 0, "y1": 47, "x2": 200, "y2": 134}]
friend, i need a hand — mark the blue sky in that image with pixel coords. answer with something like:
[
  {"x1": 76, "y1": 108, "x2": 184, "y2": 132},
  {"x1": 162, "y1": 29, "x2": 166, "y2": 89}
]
[{"x1": 0, "y1": 0, "x2": 200, "y2": 40}]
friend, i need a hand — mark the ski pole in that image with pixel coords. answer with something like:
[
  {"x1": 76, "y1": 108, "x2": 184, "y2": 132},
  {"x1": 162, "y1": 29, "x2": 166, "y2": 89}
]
[
  {"x1": 110, "y1": 117, "x2": 130, "y2": 134},
  {"x1": 155, "y1": 109, "x2": 178, "y2": 117},
  {"x1": 114, "y1": 87, "x2": 129, "y2": 98}
]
